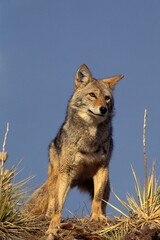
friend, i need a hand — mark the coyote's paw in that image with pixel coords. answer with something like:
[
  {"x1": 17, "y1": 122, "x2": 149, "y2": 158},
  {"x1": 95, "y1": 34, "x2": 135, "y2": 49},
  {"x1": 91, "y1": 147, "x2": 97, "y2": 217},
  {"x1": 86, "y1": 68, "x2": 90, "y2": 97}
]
[
  {"x1": 45, "y1": 225, "x2": 59, "y2": 236},
  {"x1": 90, "y1": 213, "x2": 108, "y2": 223},
  {"x1": 45, "y1": 213, "x2": 61, "y2": 236},
  {"x1": 46, "y1": 233, "x2": 55, "y2": 240},
  {"x1": 45, "y1": 227, "x2": 59, "y2": 240}
]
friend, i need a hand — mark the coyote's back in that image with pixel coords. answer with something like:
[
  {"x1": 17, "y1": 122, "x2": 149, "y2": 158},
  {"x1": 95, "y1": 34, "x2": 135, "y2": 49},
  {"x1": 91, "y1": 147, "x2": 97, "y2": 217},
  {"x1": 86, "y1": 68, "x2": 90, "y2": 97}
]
[{"x1": 24, "y1": 64, "x2": 124, "y2": 238}]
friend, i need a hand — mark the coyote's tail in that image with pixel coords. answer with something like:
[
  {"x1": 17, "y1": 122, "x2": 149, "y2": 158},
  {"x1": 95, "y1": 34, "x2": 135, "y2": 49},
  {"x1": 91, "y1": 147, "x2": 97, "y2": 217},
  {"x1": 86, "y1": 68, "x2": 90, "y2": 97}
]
[{"x1": 22, "y1": 180, "x2": 49, "y2": 217}]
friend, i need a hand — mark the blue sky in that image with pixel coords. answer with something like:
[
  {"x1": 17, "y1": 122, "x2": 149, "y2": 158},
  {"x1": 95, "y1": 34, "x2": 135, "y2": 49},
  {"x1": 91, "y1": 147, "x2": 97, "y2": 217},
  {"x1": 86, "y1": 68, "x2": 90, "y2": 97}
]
[{"x1": 0, "y1": 0, "x2": 160, "y2": 217}]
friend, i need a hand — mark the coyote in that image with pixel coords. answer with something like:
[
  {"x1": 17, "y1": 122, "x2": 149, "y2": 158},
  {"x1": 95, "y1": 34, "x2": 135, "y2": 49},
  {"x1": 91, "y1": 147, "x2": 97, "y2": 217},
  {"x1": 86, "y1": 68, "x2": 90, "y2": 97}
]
[{"x1": 25, "y1": 64, "x2": 124, "y2": 236}]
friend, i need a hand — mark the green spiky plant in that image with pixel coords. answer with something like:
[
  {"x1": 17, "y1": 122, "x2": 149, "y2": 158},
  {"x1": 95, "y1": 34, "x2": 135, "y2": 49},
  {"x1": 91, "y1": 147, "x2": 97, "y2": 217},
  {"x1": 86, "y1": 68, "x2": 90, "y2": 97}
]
[{"x1": 99, "y1": 110, "x2": 160, "y2": 239}]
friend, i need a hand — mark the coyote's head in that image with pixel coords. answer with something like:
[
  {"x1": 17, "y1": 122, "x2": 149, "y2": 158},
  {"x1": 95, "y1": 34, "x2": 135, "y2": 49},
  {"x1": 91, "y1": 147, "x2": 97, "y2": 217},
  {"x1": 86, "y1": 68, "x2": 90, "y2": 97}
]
[{"x1": 70, "y1": 64, "x2": 124, "y2": 123}]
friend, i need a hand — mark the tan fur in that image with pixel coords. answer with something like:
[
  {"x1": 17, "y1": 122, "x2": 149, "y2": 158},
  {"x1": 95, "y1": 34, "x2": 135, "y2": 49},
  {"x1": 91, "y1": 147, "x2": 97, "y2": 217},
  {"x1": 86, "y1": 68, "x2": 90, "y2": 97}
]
[{"x1": 24, "y1": 64, "x2": 124, "y2": 237}]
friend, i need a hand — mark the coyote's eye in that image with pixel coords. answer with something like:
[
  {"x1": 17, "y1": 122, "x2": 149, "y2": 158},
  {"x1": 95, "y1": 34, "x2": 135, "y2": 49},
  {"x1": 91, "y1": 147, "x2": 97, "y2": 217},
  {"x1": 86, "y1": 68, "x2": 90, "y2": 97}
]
[
  {"x1": 89, "y1": 92, "x2": 96, "y2": 98},
  {"x1": 105, "y1": 96, "x2": 111, "y2": 101}
]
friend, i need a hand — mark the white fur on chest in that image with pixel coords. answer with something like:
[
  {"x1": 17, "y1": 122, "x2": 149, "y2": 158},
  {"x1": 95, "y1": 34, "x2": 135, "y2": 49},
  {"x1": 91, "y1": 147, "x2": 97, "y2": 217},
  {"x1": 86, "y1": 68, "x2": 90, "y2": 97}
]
[{"x1": 89, "y1": 126, "x2": 97, "y2": 137}]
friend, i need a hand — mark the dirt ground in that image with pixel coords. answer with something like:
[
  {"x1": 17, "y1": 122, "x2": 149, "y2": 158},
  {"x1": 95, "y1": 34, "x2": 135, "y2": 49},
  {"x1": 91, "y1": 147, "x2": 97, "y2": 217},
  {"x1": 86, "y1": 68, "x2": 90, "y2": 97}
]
[{"x1": 26, "y1": 217, "x2": 160, "y2": 240}]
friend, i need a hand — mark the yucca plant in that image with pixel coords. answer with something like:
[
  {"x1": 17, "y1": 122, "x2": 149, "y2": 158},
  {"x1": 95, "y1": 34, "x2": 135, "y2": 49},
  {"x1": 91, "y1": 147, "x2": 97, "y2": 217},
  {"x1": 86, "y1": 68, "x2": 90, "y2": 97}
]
[
  {"x1": 0, "y1": 167, "x2": 36, "y2": 240},
  {"x1": 0, "y1": 124, "x2": 43, "y2": 240},
  {"x1": 99, "y1": 164, "x2": 160, "y2": 238},
  {"x1": 130, "y1": 165, "x2": 160, "y2": 226},
  {"x1": 99, "y1": 110, "x2": 160, "y2": 238}
]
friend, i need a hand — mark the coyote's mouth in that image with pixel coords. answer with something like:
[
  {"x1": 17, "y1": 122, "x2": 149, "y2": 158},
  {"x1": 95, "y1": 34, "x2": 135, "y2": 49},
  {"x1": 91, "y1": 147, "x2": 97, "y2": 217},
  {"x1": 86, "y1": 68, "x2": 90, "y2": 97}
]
[{"x1": 88, "y1": 109, "x2": 105, "y2": 117}]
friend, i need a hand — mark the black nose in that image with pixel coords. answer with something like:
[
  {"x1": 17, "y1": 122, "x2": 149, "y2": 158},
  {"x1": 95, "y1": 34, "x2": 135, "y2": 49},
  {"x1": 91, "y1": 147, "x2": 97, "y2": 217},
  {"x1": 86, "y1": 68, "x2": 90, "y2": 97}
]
[{"x1": 100, "y1": 107, "x2": 107, "y2": 115}]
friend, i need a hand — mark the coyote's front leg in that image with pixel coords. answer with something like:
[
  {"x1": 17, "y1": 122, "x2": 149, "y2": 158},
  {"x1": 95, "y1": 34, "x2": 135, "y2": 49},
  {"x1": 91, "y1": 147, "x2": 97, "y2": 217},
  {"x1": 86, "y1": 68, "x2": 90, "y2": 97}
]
[
  {"x1": 45, "y1": 174, "x2": 58, "y2": 219},
  {"x1": 46, "y1": 172, "x2": 71, "y2": 236},
  {"x1": 91, "y1": 166, "x2": 110, "y2": 222}
]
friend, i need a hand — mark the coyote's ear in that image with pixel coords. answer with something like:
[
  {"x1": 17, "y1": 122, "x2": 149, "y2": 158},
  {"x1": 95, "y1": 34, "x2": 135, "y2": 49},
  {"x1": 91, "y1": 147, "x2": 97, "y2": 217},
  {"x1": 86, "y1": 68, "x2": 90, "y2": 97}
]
[
  {"x1": 74, "y1": 64, "x2": 93, "y2": 88},
  {"x1": 102, "y1": 74, "x2": 124, "y2": 90}
]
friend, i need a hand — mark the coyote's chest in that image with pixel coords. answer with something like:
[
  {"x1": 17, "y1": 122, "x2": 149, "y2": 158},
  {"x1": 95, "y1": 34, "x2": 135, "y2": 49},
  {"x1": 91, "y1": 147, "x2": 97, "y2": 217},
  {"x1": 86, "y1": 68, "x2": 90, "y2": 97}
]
[
  {"x1": 74, "y1": 127, "x2": 109, "y2": 165},
  {"x1": 73, "y1": 139, "x2": 109, "y2": 179}
]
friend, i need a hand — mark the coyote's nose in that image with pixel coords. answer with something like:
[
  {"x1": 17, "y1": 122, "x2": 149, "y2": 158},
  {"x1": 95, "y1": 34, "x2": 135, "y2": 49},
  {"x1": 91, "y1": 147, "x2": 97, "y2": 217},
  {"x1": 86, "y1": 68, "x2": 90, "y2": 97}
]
[{"x1": 100, "y1": 107, "x2": 107, "y2": 115}]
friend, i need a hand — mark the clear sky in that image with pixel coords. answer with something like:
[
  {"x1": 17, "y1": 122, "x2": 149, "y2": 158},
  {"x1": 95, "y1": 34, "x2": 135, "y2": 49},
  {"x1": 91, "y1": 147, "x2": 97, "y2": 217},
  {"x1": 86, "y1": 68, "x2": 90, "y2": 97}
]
[{"x1": 0, "y1": 0, "x2": 160, "y2": 217}]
